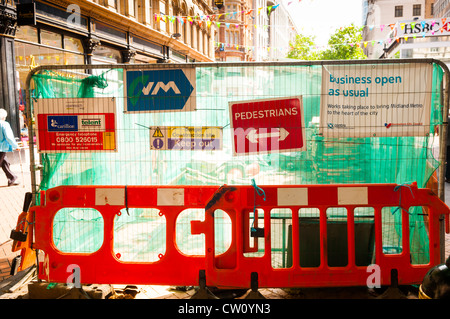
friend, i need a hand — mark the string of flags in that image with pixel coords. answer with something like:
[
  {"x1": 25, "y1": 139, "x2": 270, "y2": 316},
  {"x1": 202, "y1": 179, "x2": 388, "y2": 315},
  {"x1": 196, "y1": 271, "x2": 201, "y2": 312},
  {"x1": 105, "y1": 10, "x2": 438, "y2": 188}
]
[
  {"x1": 16, "y1": 0, "x2": 450, "y2": 59},
  {"x1": 155, "y1": 1, "x2": 450, "y2": 52},
  {"x1": 154, "y1": 4, "x2": 281, "y2": 28},
  {"x1": 215, "y1": 21, "x2": 450, "y2": 54}
]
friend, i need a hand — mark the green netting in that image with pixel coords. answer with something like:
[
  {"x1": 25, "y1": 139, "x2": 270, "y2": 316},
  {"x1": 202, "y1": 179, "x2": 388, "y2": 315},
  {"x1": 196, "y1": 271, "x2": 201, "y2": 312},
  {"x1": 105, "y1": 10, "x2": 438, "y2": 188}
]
[{"x1": 29, "y1": 62, "x2": 445, "y2": 267}]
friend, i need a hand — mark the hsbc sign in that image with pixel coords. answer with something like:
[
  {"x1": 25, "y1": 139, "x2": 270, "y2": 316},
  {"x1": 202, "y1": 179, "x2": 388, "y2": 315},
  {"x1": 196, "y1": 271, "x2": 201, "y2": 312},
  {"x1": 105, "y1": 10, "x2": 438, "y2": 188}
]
[
  {"x1": 229, "y1": 96, "x2": 306, "y2": 155},
  {"x1": 396, "y1": 18, "x2": 450, "y2": 38},
  {"x1": 125, "y1": 68, "x2": 196, "y2": 113}
]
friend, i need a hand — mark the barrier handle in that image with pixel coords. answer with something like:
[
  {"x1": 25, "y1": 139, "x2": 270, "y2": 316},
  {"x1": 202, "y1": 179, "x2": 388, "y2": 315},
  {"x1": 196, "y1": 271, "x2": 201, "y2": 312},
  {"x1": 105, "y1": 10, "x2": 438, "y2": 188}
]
[
  {"x1": 446, "y1": 214, "x2": 449, "y2": 234},
  {"x1": 23, "y1": 192, "x2": 33, "y2": 213},
  {"x1": 205, "y1": 185, "x2": 236, "y2": 211}
]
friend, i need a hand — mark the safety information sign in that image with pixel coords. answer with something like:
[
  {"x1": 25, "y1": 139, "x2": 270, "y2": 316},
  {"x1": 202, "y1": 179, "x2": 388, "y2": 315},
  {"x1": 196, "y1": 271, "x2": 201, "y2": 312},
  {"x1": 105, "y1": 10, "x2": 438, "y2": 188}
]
[
  {"x1": 34, "y1": 97, "x2": 117, "y2": 153},
  {"x1": 149, "y1": 126, "x2": 223, "y2": 150}
]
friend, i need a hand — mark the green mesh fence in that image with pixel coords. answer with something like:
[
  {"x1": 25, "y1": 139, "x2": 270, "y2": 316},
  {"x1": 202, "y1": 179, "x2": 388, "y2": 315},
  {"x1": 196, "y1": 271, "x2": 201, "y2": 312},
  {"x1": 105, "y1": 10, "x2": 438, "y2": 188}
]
[{"x1": 28, "y1": 62, "x2": 445, "y2": 269}]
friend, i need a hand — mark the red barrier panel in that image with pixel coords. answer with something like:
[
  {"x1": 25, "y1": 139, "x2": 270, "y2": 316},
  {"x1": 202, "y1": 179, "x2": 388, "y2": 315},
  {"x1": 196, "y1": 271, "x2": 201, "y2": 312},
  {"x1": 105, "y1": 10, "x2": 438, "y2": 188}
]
[
  {"x1": 18, "y1": 183, "x2": 450, "y2": 289},
  {"x1": 194, "y1": 183, "x2": 449, "y2": 288},
  {"x1": 33, "y1": 185, "x2": 219, "y2": 286}
]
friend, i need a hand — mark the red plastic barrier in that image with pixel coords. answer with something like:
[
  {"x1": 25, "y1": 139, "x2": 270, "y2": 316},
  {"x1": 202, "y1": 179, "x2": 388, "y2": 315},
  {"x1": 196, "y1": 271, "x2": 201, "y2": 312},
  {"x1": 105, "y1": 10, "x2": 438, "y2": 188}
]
[
  {"x1": 20, "y1": 183, "x2": 450, "y2": 288},
  {"x1": 194, "y1": 183, "x2": 450, "y2": 288}
]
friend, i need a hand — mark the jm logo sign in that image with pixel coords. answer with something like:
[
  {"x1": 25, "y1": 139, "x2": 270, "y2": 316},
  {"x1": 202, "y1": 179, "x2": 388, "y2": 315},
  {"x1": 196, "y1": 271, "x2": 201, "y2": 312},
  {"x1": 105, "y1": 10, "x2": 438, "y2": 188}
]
[
  {"x1": 142, "y1": 81, "x2": 181, "y2": 95},
  {"x1": 125, "y1": 68, "x2": 196, "y2": 113}
]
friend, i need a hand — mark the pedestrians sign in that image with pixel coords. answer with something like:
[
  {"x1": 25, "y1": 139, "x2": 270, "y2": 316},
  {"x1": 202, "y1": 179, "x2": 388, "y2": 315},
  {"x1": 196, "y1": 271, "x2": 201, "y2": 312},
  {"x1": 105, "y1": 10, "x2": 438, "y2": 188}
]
[
  {"x1": 149, "y1": 126, "x2": 223, "y2": 151},
  {"x1": 229, "y1": 96, "x2": 306, "y2": 155},
  {"x1": 124, "y1": 68, "x2": 196, "y2": 113}
]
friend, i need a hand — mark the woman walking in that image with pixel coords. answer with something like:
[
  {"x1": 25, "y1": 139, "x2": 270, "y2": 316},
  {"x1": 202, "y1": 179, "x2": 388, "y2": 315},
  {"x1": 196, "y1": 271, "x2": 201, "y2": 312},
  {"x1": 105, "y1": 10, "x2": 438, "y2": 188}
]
[{"x1": 0, "y1": 109, "x2": 19, "y2": 186}]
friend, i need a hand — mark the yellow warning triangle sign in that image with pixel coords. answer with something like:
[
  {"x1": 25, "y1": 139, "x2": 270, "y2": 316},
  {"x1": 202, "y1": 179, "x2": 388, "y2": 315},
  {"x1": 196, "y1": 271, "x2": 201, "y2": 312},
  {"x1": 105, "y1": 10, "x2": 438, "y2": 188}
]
[{"x1": 152, "y1": 127, "x2": 164, "y2": 138}]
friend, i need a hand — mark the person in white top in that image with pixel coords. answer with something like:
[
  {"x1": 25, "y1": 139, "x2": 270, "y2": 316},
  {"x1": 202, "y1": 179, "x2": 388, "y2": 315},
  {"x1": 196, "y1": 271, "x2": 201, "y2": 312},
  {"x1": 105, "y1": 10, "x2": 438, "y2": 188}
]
[{"x1": 0, "y1": 108, "x2": 19, "y2": 186}]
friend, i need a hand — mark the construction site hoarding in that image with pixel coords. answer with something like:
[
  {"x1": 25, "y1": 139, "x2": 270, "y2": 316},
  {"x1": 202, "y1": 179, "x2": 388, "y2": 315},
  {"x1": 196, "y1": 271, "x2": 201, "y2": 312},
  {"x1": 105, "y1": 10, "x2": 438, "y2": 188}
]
[{"x1": 22, "y1": 60, "x2": 450, "y2": 278}]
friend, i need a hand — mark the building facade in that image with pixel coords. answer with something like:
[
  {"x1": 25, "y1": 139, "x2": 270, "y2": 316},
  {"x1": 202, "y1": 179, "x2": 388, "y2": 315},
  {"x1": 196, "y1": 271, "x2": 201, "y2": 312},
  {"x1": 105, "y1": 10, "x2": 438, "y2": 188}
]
[
  {"x1": 214, "y1": 0, "x2": 253, "y2": 61},
  {"x1": 362, "y1": 0, "x2": 427, "y2": 59},
  {"x1": 214, "y1": 0, "x2": 298, "y2": 62},
  {"x1": 369, "y1": 0, "x2": 450, "y2": 65},
  {"x1": 0, "y1": 0, "x2": 216, "y2": 136},
  {"x1": 434, "y1": 0, "x2": 450, "y2": 16}
]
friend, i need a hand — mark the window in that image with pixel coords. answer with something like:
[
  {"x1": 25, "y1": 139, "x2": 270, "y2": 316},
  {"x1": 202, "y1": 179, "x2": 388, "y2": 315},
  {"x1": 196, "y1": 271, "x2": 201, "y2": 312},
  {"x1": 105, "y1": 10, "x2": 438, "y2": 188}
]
[
  {"x1": 15, "y1": 26, "x2": 38, "y2": 43},
  {"x1": 40, "y1": 30, "x2": 63, "y2": 48},
  {"x1": 92, "y1": 45, "x2": 122, "y2": 64},
  {"x1": 431, "y1": 3, "x2": 434, "y2": 16},
  {"x1": 64, "y1": 37, "x2": 84, "y2": 53},
  {"x1": 395, "y1": 5, "x2": 403, "y2": 17},
  {"x1": 413, "y1": 4, "x2": 421, "y2": 16},
  {"x1": 159, "y1": 1, "x2": 166, "y2": 32}
]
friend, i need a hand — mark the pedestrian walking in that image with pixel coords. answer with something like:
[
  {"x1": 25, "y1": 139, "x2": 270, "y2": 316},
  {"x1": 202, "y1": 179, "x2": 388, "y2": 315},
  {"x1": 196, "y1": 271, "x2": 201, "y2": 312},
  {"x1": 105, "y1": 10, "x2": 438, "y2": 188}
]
[{"x1": 0, "y1": 108, "x2": 20, "y2": 186}]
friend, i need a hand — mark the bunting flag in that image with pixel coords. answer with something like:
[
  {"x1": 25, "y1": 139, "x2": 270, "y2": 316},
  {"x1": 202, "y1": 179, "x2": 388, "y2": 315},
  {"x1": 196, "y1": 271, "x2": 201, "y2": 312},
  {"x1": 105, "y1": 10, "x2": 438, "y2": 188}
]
[
  {"x1": 147, "y1": 8, "x2": 450, "y2": 55},
  {"x1": 150, "y1": 7, "x2": 449, "y2": 38}
]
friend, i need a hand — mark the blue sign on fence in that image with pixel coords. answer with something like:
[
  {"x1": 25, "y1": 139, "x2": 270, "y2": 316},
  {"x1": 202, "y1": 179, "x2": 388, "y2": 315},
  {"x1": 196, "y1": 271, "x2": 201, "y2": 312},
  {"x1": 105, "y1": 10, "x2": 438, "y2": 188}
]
[
  {"x1": 47, "y1": 115, "x2": 78, "y2": 132},
  {"x1": 125, "y1": 68, "x2": 196, "y2": 113}
]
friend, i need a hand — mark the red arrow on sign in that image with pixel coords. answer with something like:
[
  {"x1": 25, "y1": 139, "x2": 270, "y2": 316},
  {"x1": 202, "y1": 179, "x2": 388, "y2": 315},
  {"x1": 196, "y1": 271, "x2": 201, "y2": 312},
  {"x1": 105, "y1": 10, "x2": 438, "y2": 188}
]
[{"x1": 229, "y1": 96, "x2": 306, "y2": 155}]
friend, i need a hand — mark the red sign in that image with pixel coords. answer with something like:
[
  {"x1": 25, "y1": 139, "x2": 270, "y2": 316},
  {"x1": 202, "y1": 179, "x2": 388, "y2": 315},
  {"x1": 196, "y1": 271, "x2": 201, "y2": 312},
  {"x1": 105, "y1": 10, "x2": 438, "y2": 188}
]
[
  {"x1": 34, "y1": 98, "x2": 117, "y2": 153},
  {"x1": 37, "y1": 113, "x2": 116, "y2": 152},
  {"x1": 229, "y1": 96, "x2": 305, "y2": 155}
]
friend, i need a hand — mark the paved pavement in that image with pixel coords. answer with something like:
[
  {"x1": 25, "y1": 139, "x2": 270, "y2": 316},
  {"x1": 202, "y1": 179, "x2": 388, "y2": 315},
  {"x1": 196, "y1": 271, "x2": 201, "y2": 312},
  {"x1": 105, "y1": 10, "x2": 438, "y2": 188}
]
[
  {"x1": 0, "y1": 148, "x2": 449, "y2": 299},
  {"x1": 0, "y1": 149, "x2": 31, "y2": 283}
]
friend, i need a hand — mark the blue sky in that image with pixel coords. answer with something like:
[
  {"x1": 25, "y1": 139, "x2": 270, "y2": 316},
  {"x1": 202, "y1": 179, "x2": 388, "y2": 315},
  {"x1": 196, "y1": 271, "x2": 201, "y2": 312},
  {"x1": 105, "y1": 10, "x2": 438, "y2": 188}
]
[{"x1": 289, "y1": 0, "x2": 364, "y2": 46}]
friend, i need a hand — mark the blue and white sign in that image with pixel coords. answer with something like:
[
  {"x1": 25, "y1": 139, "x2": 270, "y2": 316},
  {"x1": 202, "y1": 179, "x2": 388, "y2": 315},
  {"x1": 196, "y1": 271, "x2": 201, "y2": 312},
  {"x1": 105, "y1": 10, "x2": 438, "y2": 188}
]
[
  {"x1": 124, "y1": 68, "x2": 196, "y2": 113},
  {"x1": 47, "y1": 115, "x2": 78, "y2": 132}
]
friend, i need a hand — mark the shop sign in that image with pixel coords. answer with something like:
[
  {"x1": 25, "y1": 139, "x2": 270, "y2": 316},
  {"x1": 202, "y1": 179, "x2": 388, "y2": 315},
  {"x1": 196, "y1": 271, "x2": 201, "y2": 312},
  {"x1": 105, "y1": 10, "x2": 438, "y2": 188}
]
[{"x1": 17, "y1": 2, "x2": 36, "y2": 26}]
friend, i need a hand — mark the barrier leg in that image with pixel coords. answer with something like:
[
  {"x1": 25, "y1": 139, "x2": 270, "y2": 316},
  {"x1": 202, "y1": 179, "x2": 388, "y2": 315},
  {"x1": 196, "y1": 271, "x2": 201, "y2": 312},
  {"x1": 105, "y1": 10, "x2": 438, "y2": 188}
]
[
  {"x1": 190, "y1": 270, "x2": 219, "y2": 299},
  {"x1": 244, "y1": 272, "x2": 265, "y2": 299},
  {"x1": 376, "y1": 269, "x2": 408, "y2": 299}
]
